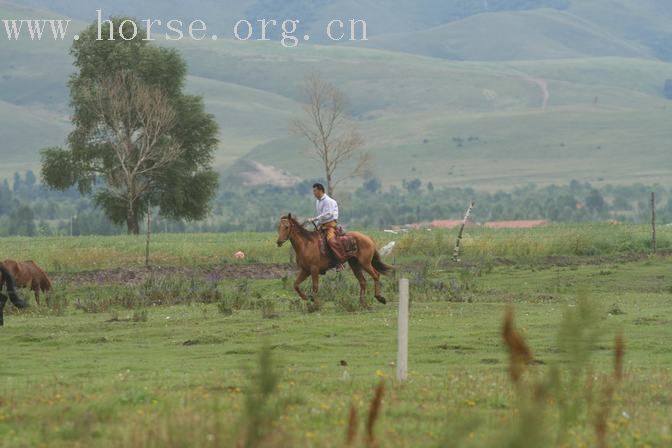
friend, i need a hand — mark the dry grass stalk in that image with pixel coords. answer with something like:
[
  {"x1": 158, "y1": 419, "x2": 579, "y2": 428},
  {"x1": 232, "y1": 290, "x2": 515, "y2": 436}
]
[
  {"x1": 594, "y1": 333, "x2": 626, "y2": 448},
  {"x1": 502, "y1": 304, "x2": 533, "y2": 384},
  {"x1": 614, "y1": 333, "x2": 624, "y2": 383},
  {"x1": 345, "y1": 404, "x2": 358, "y2": 447},
  {"x1": 365, "y1": 382, "x2": 385, "y2": 448}
]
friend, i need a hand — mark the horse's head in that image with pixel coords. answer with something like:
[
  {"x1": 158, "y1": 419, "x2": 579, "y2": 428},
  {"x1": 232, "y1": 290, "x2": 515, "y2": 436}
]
[{"x1": 276, "y1": 213, "x2": 293, "y2": 247}]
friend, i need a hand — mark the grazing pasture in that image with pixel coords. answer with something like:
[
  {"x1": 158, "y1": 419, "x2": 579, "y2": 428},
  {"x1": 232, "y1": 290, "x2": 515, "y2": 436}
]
[{"x1": 0, "y1": 225, "x2": 671, "y2": 447}]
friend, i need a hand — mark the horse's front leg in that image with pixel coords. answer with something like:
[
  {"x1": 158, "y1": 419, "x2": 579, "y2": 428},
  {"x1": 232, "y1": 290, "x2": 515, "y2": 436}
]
[
  {"x1": 310, "y1": 268, "x2": 321, "y2": 307},
  {"x1": 293, "y1": 270, "x2": 310, "y2": 301},
  {"x1": 0, "y1": 294, "x2": 7, "y2": 326}
]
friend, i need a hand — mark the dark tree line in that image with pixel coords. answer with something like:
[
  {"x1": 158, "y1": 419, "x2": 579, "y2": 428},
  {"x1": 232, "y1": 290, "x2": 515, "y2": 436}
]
[{"x1": 1, "y1": 172, "x2": 670, "y2": 236}]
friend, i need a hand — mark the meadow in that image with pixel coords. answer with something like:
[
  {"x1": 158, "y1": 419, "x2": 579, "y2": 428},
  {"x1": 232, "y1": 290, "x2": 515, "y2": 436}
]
[{"x1": 0, "y1": 224, "x2": 671, "y2": 447}]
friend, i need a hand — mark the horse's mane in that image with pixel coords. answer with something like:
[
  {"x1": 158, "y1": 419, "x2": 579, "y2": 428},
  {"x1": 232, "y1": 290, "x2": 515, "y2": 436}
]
[{"x1": 282, "y1": 215, "x2": 317, "y2": 239}]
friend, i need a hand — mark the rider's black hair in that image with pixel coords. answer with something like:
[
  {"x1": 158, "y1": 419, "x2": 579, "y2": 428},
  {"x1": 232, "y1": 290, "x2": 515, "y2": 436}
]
[{"x1": 312, "y1": 183, "x2": 325, "y2": 192}]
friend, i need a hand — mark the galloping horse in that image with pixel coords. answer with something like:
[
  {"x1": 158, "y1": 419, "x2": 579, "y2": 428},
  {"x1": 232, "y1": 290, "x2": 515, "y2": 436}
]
[
  {"x1": 0, "y1": 265, "x2": 28, "y2": 326},
  {"x1": 0, "y1": 260, "x2": 52, "y2": 305},
  {"x1": 276, "y1": 214, "x2": 393, "y2": 307}
]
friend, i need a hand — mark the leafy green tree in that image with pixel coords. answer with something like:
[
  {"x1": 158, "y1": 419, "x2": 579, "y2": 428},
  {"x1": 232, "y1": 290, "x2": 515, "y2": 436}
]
[
  {"x1": 9, "y1": 205, "x2": 36, "y2": 236},
  {"x1": 38, "y1": 220, "x2": 51, "y2": 236},
  {"x1": 0, "y1": 180, "x2": 13, "y2": 215},
  {"x1": 41, "y1": 17, "x2": 219, "y2": 234},
  {"x1": 24, "y1": 170, "x2": 36, "y2": 189},
  {"x1": 362, "y1": 177, "x2": 381, "y2": 193},
  {"x1": 12, "y1": 173, "x2": 22, "y2": 195},
  {"x1": 403, "y1": 178, "x2": 422, "y2": 194},
  {"x1": 585, "y1": 189, "x2": 606, "y2": 213}
]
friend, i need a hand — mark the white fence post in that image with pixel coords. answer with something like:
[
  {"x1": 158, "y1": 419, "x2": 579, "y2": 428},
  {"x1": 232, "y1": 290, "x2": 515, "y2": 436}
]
[{"x1": 397, "y1": 278, "x2": 409, "y2": 382}]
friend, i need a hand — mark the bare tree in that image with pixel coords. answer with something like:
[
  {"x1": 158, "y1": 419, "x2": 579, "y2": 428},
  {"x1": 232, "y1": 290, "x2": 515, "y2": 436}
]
[
  {"x1": 292, "y1": 71, "x2": 369, "y2": 196},
  {"x1": 85, "y1": 71, "x2": 184, "y2": 234}
]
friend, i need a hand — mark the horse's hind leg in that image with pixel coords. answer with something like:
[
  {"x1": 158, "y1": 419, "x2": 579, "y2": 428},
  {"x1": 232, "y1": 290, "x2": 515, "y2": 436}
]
[
  {"x1": 361, "y1": 262, "x2": 386, "y2": 305},
  {"x1": 32, "y1": 285, "x2": 40, "y2": 306},
  {"x1": 348, "y1": 259, "x2": 368, "y2": 307}
]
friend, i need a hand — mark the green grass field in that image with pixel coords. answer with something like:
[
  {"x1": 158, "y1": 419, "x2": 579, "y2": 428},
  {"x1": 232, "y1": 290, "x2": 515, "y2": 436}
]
[
  {"x1": 0, "y1": 223, "x2": 668, "y2": 272},
  {"x1": 1, "y1": 225, "x2": 671, "y2": 447}
]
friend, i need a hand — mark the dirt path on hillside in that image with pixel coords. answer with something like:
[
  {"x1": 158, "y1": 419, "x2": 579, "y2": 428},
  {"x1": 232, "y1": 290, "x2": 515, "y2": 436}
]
[{"x1": 526, "y1": 77, "x2": 550, "y2": 110}]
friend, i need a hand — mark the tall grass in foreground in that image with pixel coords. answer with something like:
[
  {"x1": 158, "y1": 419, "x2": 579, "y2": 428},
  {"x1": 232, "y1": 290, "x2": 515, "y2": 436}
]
[
  {"x1": 492, "y1": 296, "x2": 624, "y2": 448},
  {"x1": 114, "y1": 291, "x2": 627, "y2": 448}
]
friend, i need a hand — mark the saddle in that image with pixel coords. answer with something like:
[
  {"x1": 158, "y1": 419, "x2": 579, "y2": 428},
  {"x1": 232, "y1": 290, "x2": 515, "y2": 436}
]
[{"x1": 319, "y1": 226, "x2": 358, "y2": 259}]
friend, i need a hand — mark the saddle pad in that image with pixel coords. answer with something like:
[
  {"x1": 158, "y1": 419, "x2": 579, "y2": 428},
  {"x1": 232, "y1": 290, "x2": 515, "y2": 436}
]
[
  {"x1": 341, "y1": 234, "x2": 358, "y2": 258},
  {"x1": 319, "y1": 236, "x2": 328, "y2": 257},
  {"x1": 319, "y1": 234, "x2": 358, "y2": 258}
]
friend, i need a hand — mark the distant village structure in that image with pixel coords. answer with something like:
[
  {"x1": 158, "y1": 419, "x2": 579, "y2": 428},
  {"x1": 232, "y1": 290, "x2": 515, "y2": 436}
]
[{"x1": 392, "y1": 219, "x2": 547, "y2": 231}]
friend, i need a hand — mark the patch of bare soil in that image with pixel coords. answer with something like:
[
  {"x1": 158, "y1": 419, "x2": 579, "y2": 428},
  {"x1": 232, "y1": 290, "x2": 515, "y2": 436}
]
[{"x1": 53, "y1": 263, "x2": 297, "y2": 285}]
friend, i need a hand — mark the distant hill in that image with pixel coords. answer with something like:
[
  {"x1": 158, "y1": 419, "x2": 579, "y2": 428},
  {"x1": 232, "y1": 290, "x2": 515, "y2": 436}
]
[
  {"x1": 365, "y1": 9, "x2": 651, "y2": 60},
  {"x1": 1, "y1": 0, "x2": 672, "y2": 190}
]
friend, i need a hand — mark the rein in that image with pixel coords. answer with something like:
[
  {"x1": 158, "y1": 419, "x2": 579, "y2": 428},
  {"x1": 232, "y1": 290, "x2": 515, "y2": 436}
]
[{"x1": 278, "y1": 218, "x2": 317, "y2": 246}]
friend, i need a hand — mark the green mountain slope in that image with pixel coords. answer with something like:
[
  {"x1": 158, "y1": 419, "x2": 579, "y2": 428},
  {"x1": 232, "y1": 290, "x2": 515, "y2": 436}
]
[
  {"x1": 1, "y1": 1, "x2": 671, "y2": 190},
  {"x1": 366, "y1": 9, "x2": 651, "y2": 60},
  {"x1": 237, "y1": 55, "x2": 672, "y2": 190}
]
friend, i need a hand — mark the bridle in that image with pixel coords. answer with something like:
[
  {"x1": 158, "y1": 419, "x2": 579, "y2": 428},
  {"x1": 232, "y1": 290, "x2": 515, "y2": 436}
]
[
  {"x1": 277, "y1": 218, "x2": 293, "y2": 246},
  {"x1": 277, "y1": 218, "x2": 316, "y2": 247}
]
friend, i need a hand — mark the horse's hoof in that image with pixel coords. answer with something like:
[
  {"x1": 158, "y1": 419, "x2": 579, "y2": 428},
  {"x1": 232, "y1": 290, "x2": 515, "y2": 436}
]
[
  {"x1": 307, "y1": 302, "x2": 321, "y2": 313},
  {"x1": 375, "y1": 296, "x2": 387, "y2": 305}
]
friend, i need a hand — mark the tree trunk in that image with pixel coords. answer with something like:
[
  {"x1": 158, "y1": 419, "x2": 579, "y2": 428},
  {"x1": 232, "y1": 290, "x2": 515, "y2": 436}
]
[
  {"x1": 127, "y1": 200, "x2": 140, "y2": 235},
  {"x1": 127, "y1": 215, "x2": 140, "y2": 235},
  {"x1": 326, "y1": 172, "x2": 333, "y2": 197}
]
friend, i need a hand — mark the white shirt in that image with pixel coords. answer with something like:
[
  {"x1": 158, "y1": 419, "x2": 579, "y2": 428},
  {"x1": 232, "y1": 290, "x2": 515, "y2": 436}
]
[{"x1": 315, "y1": 194, "x2": 339, "y2": 224}]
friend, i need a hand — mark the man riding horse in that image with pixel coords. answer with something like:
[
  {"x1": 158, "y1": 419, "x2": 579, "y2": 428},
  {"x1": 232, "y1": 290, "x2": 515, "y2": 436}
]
[{"x1": 309, "y1": 183, "x2": 346, "y2": 271}]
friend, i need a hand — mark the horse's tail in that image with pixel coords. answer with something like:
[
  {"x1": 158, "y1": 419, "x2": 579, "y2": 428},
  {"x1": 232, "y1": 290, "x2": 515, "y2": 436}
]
[
  {"x1": 372, "y1": 251, "x2": 394, "y2": 276},
  {"x1": 0, "y1": 265, "x2": 29, "y2": 309}
]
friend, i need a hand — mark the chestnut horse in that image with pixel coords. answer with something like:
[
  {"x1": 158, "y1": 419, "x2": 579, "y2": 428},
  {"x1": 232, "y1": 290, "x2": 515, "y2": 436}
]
[
  {"x1": 276, "y1": 214, "x2": 393, "y2": 307},
  {"x1": 0, "y1": 260, "x2": 52, "y2": 305},
  {"x1": 0, "y1": 265, "x2": 28, "y2": 326}
]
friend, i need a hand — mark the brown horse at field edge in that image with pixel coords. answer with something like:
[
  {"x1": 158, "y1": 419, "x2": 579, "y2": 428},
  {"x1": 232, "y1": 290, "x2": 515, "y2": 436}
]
[
  {"x1": 276, "y1": 214, "x2": 393, "y2": 307},
  {"x1": 0, "y1": 260, "x2": 52, "y2": 305}
]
